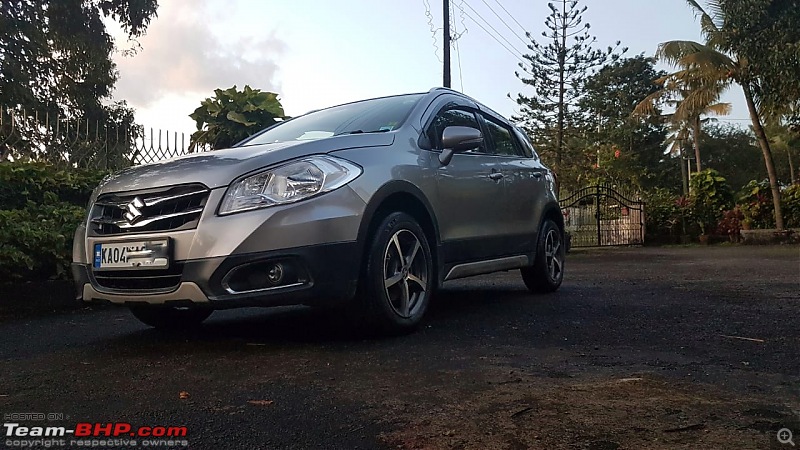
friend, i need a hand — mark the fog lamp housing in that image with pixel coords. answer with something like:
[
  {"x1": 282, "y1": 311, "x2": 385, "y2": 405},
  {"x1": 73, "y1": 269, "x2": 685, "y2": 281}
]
[{"x1": 222, "y1": 259, "x2": 307, "y2": 294}]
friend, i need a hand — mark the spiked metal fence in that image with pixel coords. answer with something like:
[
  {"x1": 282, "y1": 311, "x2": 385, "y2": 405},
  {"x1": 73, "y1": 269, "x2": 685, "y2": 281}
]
[
  {"x1": 0, "y1": 107, "x2": 210, "y2": 170},
  {"x1": 559, "y1": 184, "x2": 646, "y2": 247}
]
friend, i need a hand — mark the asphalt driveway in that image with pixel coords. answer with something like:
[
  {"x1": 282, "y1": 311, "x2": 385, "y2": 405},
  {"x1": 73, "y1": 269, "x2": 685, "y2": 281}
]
[{"x1": 1, "y1": 245, "x2": 798, "y2": 449}]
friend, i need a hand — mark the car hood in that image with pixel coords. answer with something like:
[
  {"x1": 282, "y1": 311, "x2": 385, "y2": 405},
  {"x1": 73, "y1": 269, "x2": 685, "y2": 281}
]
[{"x1": 95, "y1": 133, "x2": 394, "y2": 194}]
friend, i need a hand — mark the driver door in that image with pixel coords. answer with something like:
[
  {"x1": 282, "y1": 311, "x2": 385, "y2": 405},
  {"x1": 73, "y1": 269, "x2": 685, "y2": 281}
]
[{"x1": 427, "y1": 107, "x2": 509, "y2": 264}]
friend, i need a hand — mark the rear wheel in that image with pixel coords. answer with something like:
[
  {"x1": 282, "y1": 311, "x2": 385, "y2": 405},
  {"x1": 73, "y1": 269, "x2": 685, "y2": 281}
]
[
  {"x1": 354, "y1": 212, "x2": 433, "y2": 334},
  {"x1": 130, "y1": 306, "x2": 212, "y2": 330},
  {"x1": 521, "y1": 219, "x2": 565, "y2": 293}
]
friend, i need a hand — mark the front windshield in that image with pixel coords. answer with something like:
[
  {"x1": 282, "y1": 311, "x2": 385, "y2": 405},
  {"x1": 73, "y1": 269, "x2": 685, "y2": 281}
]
[{"x1": 242, "y1": 94, "x2": 424, "y2": 146}]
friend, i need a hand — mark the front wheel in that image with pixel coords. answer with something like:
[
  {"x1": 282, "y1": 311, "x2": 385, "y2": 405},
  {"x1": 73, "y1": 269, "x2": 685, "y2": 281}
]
[
  {"x1": 521, "y1": 219, "x2": 565, "y2": 293},
  {"x1": 354, "y1": 212, "x2": 434, "y2": 334},
  {"x1": 130, "y1": 306, "x2": 212, "y2": 330}
]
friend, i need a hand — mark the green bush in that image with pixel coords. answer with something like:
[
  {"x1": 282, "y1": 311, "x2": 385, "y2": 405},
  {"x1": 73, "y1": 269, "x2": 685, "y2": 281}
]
[
  {"x1": 0, "y1": 163, "x2": 107, "y2": 210},
  {"x1": 0, "y1": 201, "x2": 86, "y2": 280},
  {"x1": 643, "y1": 188, "x2": 689, "y2": 237},
  {"x1": 783, "y1": 183, "x2": 800, "y2": 228},
  {"x1": 689, "y1": 169, "x2": 734, "y2": 235},
  {"x1": 737, "y1": 179, "x2": 775, "y2": 229},
  {"x1": 0, "y1": 162, "x2": 108, "y2": 281}
]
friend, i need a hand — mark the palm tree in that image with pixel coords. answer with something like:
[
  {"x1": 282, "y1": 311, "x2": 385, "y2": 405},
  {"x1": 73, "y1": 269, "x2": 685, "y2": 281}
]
[
  {"x1": 634, "y1": 76, "x2": 731, "y2": 173},
  {"x1": 764, "y1": 121, "x2": 798, "y2": 185},
  {"x1": 654, "y1": 0, "x2": 785, "y2": 230},
  {"x1": 663, "y1": 123, "x2": 691, "y2": 195}
]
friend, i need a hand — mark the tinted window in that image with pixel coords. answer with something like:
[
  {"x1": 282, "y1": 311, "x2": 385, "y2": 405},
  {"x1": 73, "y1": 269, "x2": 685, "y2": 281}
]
[
  {"x1": 243, "y1": 94, "x2": 424, "y2": 146},
  {"x1": 483, "y1": 118, "x2": 521, "y2": 156},
  {"x1": 426, "y1": 108, "x2": 485, "y2": 153},
  {"x1": 513, "y1": 128, "x2": 537, "y2": 159}
]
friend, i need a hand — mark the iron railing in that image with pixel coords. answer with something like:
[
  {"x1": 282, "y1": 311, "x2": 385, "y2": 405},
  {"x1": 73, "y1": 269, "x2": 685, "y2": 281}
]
[{"x1": 0, "y1": 107, "x2": 209, "y2": 169}]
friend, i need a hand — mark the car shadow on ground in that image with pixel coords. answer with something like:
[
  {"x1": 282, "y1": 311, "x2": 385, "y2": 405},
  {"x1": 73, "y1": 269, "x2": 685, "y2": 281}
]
[{"x1": 92, "y1": 284, "x2": 562, "y2": 355}]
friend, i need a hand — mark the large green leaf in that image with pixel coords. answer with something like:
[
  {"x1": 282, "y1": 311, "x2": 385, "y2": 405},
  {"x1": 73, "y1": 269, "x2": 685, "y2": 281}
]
[{"x1": 226, "y1": 111, "x2": 256, "y2": 126}]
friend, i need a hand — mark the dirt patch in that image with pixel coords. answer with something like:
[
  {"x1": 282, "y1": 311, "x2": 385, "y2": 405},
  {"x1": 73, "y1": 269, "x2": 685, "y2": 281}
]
[{"x1": 378, "y1": 371, "x2": 793, "y2": 449}]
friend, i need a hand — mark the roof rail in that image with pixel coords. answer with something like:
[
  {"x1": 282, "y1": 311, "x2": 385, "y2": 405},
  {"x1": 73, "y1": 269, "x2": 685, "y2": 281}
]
[{"x1": 428, "y1": 87, "x2": 461, "y2": 94}]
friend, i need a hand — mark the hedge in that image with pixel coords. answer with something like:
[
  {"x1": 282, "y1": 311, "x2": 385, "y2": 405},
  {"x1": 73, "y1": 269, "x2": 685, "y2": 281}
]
[{"x1": 0, "y1": 162, "x2": 108, "y2": 282}]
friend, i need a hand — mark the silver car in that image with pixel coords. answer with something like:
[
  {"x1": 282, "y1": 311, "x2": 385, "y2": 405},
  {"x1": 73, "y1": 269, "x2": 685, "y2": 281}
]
[{"x1": 72, "y1": 88, "x2": 565, "y2": 334}]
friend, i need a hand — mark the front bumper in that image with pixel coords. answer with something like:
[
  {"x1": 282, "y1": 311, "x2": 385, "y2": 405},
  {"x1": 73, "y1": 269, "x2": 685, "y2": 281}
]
[
  {"x1": 73, "y1": 183, "x2": 367, "y2": 309},
  {"x1": 73, "y1": 241, "x2": 360, "y2": 309}
]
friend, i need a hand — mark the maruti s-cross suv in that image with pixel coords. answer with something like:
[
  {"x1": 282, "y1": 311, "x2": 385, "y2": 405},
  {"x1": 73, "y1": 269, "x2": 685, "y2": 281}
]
[{"x1": 72, "y1": 88, "x2": 565, "y2": 334}]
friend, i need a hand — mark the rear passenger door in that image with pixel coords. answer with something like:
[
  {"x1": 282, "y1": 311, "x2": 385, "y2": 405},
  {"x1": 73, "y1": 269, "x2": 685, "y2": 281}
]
[{"x1": 478, "y1": 113, "x2": 546, "y2": 255}]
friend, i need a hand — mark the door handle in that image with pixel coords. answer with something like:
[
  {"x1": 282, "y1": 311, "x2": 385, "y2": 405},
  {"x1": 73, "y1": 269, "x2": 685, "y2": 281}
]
[
  {"x1": 488, "y1": 172, "x2": 504, "y2": 181},
  {"x1": 532, "y1": 172, "x2": 543, "y2": 179}
]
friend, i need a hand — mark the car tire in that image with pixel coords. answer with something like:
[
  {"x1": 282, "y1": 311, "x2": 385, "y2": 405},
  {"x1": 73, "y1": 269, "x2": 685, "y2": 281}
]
[
  {"x1": 521, "y1": 219, "x2": 565, "y2": 293},
  {"x1": 354, "y1": 212, "x2": 434, "y2": 334},
  {"x1": 130, "y1": 306, "x2": 212, "y2": 330}
]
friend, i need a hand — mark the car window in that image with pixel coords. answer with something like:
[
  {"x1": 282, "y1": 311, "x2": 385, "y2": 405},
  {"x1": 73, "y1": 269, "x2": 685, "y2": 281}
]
[
  {"x1": 513, "y1": 128, "x2": 538, "y2": 159},
  {"x1": 426, "y1": 108, "x2": 486, "y2": 153},
  {"x1": 483, "y1": 118, "x2": 522, "y2": 157},
  {"x1": 242, "y1": 94, "x2": 424, "y2": 146}
]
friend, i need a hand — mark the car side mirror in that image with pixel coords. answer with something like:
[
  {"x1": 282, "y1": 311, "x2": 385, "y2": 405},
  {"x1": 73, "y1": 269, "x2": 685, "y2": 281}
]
[{"x1": 439, "y1": 126, "x2": 483, "y2": 165}]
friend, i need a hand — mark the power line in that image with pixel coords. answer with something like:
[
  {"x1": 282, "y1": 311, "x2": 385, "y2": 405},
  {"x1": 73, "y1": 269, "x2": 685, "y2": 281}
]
[
  {"x1": 454, "y1": 0, "x2": 469, "y2": 39},
  {"x1": 490, "y1": 0, "x2": 528, "y2": 36},
  {"x1": 459, "y1": 2, "x2": 528, "y2": 64},
  {"x1": 451, "y1": 1, "x2": 465, "y2": 91},
  {"x1": 461, "y1": 0, "x2": 524, "y2": 58},
  {"x1": 423, "y1": 0, "x2": 443, "y2": 63},
  {"x1": 461, "y1": 10, "x2": 528, "y2": 67},
  {"x1": 476, "y1": 0, "x2": 528, "y2": 46}
]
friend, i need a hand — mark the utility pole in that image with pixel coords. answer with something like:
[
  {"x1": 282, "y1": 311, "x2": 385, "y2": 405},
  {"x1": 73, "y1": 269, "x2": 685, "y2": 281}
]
[{"x1": 443, "y1": 0, "x2": 451, "y2": 88}]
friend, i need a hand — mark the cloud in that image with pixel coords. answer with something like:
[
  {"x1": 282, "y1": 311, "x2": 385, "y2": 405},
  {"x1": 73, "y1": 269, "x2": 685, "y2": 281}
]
[{"x1": 112, "y1": 1, "x2": 285, "y2": 108}]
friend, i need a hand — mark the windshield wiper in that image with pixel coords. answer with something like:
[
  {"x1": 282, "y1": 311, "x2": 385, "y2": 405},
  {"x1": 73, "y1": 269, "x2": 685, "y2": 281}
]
[{"x1": 334, "y1": 129, "x2": 391, "y2": 136}]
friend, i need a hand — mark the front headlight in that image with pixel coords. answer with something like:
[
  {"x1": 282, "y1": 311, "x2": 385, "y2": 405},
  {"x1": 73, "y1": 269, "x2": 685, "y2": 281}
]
[{"x1": 219, "y1": 155, "x2": 362, "y2": 215}]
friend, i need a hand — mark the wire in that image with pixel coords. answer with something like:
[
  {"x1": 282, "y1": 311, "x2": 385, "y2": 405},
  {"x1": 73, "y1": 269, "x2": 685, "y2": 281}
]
[
  {"x1": 460, "y1": 8, "x2": 529, "y2": 67},
  {"x1": 423, "y1": 0, "x2": 443, "y2": 63},
  {"x1": 490, "y1": 0, "x2": 528, "y2": 36},
  {"x1": 476, "y1": 0, "x2": 528, "y2": 46},
  {"x1": 455, "y1": 0, "x2": 469, "y2": 39},
  {"x1": 461, "y1": 0, "x2": 525, "y2": 59},
  {"x1": 451, "y1": 1, "x2": 465, "y2": 91}
]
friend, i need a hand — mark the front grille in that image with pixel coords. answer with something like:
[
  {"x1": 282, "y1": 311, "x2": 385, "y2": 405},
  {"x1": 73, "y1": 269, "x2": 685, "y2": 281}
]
[
  {"x1": 93, "y1": 263, "x2": 184, "y2": 292},
  {"x1": 90, "y1": 184, "x2": 209, "y2": 235}
]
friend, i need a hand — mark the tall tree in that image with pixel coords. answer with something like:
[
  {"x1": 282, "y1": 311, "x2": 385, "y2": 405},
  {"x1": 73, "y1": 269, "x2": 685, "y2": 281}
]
[
  {"x1": 719, "y1": 0, "x2": 800, "y2": 125},
  {"x1": 0, "y1": 0, "x2": 158, "y2": 116},
  {"x1": 664, "y1": 124, "x2": 692, "y2": 195},
  {"x1": 579, "y1": 55, "x2": 673, "y2": 190},
  {"x1": 633, "y1": 74, "x2": 731, "y2": 174},
  {"x1": 654, "y1": 0, "x2": 785, "y2": 229},
  {"x1": 513, "y1": 0, "x2": 624, "y2": 178},
  {"x1": 764, "y1": 121, "x2": 799, "y2": 185},
  {"x1": 0, "y1": 0, "x2": 157, "y2": 166},
  {"x1": 700, "y1": 123, "x2": 767, "y2": 191}
]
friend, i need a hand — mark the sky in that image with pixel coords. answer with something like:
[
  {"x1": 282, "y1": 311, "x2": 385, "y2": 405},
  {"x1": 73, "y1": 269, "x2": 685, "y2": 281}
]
[{"x1": 108, "y1": 0, "x2": 750, "y2": 137}]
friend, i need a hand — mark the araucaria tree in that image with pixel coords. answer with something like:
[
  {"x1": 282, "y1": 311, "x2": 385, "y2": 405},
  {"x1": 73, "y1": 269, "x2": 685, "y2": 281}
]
[{"x1": 513, "y1": 0, "x2": 624, "y2": 180}]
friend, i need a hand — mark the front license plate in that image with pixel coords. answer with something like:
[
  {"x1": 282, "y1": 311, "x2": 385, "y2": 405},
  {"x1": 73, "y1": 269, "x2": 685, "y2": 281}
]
[{"x1": 93, "y1": 239, "x2": 170, "y2": 270}]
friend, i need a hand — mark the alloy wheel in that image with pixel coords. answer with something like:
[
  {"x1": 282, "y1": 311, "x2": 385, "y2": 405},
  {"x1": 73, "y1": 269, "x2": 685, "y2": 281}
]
[
  {"x1": 544, "y1": 229, "x2": 563, "y2": 281},
  {"x1": 383, "y1": 229, "x2": 428, "y2": 318}
]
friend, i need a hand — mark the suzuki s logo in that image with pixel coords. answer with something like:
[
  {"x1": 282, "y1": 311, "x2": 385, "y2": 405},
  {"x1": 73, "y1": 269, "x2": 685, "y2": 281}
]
[{"x1": 123, "y1": 197, "x2": 146, "y2": 224}]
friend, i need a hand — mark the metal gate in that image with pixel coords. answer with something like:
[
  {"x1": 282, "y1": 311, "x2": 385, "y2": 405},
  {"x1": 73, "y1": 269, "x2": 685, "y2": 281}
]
[{"x1": 559, "y1": 185, "x2": 645, "y2": 247}]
